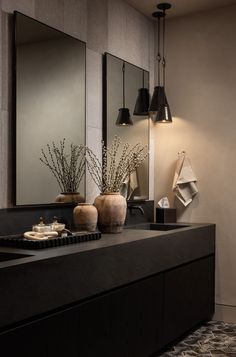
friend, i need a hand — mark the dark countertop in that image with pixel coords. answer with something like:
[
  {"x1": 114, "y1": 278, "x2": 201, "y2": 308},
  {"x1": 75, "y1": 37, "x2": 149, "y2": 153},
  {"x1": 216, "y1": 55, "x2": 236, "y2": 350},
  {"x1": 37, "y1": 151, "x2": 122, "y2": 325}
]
[
  {"x1": 0, "y1": 223, "x2": 215, "y2": 331},
  {"x1": 0, "y1": 223, "x2": 214, "y2": 268}
]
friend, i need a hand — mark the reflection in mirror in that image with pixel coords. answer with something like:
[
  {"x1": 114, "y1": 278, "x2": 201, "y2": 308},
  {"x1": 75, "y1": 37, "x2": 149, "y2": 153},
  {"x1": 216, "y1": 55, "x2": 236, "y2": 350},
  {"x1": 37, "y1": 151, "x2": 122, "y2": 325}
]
[
  {"x1": 14, "y1": 12, "x2": 86, "y2": 205},
  {"x1": 104, "y1": 53, "x2": 149, "y2": 201}
]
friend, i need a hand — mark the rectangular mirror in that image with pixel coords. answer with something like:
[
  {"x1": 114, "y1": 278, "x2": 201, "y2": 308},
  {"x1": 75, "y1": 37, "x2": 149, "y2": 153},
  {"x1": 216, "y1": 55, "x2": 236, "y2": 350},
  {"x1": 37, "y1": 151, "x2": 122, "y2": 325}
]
[
  {"x1": 103, "y1": 53, "x2": 149, "y2": 201},
  {"x1": 14, "y1": 12, "x2": 86, "y2": 205}
]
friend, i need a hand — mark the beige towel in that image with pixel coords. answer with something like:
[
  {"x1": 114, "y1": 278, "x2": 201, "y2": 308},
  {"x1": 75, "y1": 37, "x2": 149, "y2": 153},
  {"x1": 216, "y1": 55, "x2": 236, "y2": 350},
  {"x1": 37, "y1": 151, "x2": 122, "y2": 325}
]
[
  {"x1": 128, "y1": 170, "x2": 139, "y2": 199},
  {"x1": 120, "y1": 169, "x2": 139, "y2": 199},
  {"x1": 172, "y1": 154, "x2": 198, "y2": 206}
]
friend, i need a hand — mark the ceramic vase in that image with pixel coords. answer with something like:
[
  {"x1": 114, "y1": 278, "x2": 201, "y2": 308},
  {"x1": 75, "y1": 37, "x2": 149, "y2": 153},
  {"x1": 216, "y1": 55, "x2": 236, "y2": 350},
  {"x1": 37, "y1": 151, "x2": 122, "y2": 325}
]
[
  {"x1": 55, "y1": 192, "x2": 85, "y2": 204},
  {"x1": 73, "y1": 203, "x2": 98, "y2": 232},
  {"x1": 94, "y1": 192, "x2": 127, "y2": 233}
]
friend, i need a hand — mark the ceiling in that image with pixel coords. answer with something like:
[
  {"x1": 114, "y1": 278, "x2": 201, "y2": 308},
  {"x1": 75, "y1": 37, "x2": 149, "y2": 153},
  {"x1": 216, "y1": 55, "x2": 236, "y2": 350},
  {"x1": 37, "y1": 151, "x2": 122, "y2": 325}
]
[{"x1": 125, "y1": 0, "x2": 236, "y2": 19}]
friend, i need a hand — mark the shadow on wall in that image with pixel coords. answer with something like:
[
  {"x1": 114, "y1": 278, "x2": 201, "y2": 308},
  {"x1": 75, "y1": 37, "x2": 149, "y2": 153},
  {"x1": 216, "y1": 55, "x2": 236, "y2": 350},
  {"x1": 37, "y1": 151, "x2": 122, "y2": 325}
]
[{"x1": 175, "y1": 195, "x2": 200, "y2": 222}]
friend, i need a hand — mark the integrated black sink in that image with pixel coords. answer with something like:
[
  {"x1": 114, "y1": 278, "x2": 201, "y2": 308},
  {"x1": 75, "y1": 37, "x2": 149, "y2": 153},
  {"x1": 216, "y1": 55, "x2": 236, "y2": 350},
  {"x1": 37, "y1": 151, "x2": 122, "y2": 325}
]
[
  {"x1": 0, "y1": 252, "x2": 32, "y2": 262},
  {"x1": 126, "y1": 223, "x2": 190, "y2": 231},
  {"x1": 150, "y1": 223, "x2": 190, "y2": 231}
]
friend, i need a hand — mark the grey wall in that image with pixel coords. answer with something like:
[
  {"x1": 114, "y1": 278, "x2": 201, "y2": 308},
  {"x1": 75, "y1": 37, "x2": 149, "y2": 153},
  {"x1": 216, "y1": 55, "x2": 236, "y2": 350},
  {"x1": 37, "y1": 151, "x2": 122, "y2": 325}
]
[
  {"x1": 154, "y1": 4, "x2": 236, "y2": 322},
  {"x1": 0, "y1": 0, "x2": 154, "y2": 206}
]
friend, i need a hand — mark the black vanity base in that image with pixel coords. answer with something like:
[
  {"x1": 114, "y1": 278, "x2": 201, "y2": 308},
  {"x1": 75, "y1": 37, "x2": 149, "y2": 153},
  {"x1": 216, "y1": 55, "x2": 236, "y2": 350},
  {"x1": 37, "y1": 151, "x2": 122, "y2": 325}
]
[
  {"x1": 0, "y1": 257, "x2": 214, "y2": 357},
  {"x1": 0, "y1": 224, "x2": 215, "y2": 357},
  {"x1": 0, "y1": 258, "x2": 214, "y2": 357}
]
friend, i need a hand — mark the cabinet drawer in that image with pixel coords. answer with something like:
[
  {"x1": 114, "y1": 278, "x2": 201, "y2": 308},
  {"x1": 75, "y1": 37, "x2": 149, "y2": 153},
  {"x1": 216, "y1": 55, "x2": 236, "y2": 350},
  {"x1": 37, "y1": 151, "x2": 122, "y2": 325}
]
[
  {"x1": 0, "y1": 274, "x2": 164, "y2": 357},
  {"x1": 162, "y1": 255, "x2": 215, "y2": 345}
]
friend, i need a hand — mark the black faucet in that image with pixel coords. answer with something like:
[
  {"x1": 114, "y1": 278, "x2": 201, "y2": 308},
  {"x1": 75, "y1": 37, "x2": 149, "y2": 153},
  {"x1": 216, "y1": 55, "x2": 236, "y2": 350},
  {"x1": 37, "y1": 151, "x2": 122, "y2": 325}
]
[{"x1": 127, "y1": 205, "x2": 144, "y2": 215}]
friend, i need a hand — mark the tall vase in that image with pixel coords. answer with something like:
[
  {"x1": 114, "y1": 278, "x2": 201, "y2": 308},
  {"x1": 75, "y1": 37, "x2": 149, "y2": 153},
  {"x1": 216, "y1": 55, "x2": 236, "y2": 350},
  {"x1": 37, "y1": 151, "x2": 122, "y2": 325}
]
[
  {"x1": 94, "y1": 192, "x2": 127, "y2": 233},
  {"x1": 55, "y1": 192, "x2": 85, "y2": 204},
  {"x1": 73, "y1": 203, "x2": 98, "y2": 232}
]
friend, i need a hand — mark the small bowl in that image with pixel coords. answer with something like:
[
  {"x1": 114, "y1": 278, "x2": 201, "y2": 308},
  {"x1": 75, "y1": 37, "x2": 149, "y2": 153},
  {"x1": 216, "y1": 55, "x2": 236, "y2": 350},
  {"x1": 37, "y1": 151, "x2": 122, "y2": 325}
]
[
  {"x1": 32, "y1": 224, "x2": 53, "y2": 233},
  {"x1": 51, "y1": 222, "x2": 66, "y2": 232}
]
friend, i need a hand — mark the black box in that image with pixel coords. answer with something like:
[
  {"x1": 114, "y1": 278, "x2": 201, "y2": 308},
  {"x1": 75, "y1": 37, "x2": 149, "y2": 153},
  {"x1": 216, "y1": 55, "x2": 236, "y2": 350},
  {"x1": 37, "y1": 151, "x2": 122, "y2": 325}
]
[{"x1": 156, "y1": 208, "x2": 176, "y2": 223}]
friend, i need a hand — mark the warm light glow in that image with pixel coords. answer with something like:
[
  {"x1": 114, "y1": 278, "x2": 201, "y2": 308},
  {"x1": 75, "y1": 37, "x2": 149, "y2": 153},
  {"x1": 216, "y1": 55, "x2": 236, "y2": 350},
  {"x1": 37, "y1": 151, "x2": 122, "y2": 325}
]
[{"x1": 154, "y1": 117, "x2": 184, "y2": 125}]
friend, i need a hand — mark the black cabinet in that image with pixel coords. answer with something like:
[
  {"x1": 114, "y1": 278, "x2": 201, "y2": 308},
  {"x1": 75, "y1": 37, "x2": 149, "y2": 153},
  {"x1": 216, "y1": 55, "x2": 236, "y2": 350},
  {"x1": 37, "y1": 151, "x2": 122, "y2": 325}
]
[
  {"x1": 0, "y1": 307, "x2": 79, "y2": 357},
  {"x1": 162, "y1": 256, "x2": 215, "y2": 346},
  {"x1": 0, "y1": 274, "x2": 164, "y2": 357},
  {"x1": 0, "y1": 255, "x2": 214, "y2": 357},
  {"x1": 77, "y1": 274, "x2": 163, "y2": 357},
  {"x1": 0, "y1": 318, "x2": 47, "y2": 357}
]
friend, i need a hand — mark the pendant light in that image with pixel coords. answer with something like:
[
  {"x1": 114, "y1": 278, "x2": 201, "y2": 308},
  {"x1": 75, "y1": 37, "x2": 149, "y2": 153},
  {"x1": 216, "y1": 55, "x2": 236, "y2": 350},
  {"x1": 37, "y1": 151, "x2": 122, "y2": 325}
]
[
  {"x1": 133, "y1": 70, "x2": 149, "y2": 116},
  {"x1": 116, "y1": 62, "x2": 133, "y2": 126},
  {"x1": 149, "y1": 11, "x2": 165, "y2": 113},
  {"x1": 151, "y1": 3, "x2": 172, "y2": 123}
]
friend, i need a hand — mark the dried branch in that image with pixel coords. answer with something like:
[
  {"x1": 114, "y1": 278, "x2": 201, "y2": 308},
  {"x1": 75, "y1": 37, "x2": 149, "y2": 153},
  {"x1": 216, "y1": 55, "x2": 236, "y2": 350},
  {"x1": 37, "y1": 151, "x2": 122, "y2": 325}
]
[
  {"x1": 86, "y1": 136, "x2": 148, "y2": 193},
  {"x1": 39, "y1": 139, "x2": 85, "y2": 193}
]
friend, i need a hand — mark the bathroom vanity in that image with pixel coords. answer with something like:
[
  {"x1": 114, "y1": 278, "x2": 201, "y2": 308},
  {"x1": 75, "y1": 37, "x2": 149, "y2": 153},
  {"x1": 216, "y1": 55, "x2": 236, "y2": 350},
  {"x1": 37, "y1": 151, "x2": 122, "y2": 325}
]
[{"x1": 0, "y1": 223, "x2": 215, "y2": 357}]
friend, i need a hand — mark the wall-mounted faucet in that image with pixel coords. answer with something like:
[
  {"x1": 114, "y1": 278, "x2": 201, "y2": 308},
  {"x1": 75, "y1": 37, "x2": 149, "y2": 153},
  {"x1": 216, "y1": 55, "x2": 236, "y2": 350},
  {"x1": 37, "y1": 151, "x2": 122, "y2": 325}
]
[{"x1": 127, "y1": 205, "x2": 145, "y2": 215}]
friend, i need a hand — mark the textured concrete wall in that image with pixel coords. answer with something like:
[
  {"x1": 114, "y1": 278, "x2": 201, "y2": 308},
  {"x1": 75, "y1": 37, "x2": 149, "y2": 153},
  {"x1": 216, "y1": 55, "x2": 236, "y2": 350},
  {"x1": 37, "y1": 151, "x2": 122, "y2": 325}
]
[
  {"x1": 154, "y1": 4, "x2": 236, "y2": 322},
  {"x1": 0, "y1": 0, "x2": 154, "y2": 206}
]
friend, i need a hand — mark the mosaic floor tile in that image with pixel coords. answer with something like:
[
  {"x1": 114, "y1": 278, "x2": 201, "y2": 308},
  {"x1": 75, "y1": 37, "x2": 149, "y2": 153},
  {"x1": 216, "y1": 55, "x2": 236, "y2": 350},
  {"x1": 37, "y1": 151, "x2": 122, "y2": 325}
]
[{"x1": 160, "y1": 321, "x2": 236, "y2": 357}]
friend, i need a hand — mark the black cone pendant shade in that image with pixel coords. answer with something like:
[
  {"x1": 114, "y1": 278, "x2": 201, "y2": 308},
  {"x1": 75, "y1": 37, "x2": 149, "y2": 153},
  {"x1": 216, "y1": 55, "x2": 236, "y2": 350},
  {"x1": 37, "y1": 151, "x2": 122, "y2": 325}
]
[
  {"x1": 133, "y1": 88, "x2": 149, "y2": 116},
  {"x1": 149, "y1": 86, "x2": 165, "y2": 112},
  {"x1": 150, "y1": 4, "x2": 172, "y2": 123},
  {"x1": 116, "y1": 108, "x2": 133, "y2": 126},
  {"x1": 154, "y1": 102, "x2": 172, "y2": 122},
  {"x1": 153, "y1": 88, "x2": 172, "y2": 123},
  {"x1": 116, "y1": 62, "x2": 133, "y2": 126},
  {"x1": 133, "y1": 69, "x2": 149, "y2": 116}
]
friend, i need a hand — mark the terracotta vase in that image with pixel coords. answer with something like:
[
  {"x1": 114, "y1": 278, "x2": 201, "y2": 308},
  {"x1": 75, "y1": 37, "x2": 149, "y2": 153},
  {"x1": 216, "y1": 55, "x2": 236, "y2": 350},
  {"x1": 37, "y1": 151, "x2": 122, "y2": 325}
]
[
  {"x1": 94, "y1": 192, "x2": 127, "y2": 233},
  {"x1": 55, "y1": 192, "x2": 85, "y2": 204},
  {"x1": 73, "y1": 203, "x2": 98, "y2": 232}
]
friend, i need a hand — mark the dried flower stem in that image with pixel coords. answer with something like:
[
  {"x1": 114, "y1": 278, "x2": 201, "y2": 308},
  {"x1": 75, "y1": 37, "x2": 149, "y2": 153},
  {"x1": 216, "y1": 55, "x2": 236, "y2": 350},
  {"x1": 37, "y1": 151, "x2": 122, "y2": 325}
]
[
  {"x1": 40, "y1": 139, "x2": 85, "y2": 193},
  {"x1": 86, "y1": 136, "x2": 148, "y2": 193}
]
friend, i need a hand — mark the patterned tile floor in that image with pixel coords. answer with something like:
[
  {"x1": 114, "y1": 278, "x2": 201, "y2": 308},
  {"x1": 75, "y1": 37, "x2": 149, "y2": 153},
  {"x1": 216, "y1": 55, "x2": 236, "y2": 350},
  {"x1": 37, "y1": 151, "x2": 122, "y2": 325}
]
[{"x1": 160, "y1": 321, "x2": 236, "y2": 356}]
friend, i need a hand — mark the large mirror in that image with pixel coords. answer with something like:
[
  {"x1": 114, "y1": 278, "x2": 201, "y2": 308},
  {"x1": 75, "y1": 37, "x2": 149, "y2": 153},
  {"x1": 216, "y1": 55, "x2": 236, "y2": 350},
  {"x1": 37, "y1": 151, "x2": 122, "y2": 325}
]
[
  {"x1": 14, "y1": 12, "x2": 86, "y2": 205},
  {"x1": 103, "y1": 53, "x2": 149, "y2": 201}
]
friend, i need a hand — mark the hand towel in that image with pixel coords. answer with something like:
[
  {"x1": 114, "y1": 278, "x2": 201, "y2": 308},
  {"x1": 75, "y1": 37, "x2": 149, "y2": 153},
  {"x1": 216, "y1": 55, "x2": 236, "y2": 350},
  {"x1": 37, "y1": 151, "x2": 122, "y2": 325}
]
[
  {"x1": 120, "y1": 169, "x2": 139, "y2": 199},
  {"x1": 172, "y1": 153, "x2": 198, "y2": 206},
  {"x1": 127, "y1": 170, "x2": 139, "y2": 200}
]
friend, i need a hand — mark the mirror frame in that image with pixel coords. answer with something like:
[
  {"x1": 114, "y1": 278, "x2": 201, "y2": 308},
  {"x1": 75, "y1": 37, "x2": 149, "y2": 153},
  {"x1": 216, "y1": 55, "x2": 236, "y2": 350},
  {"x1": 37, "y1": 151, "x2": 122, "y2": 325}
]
[
  {"x1": 12, "y1": 11, "x2": 86, "y2": 207},
  {"x1": 102, "y1": 52, "x2": 150, "y2": 201}
]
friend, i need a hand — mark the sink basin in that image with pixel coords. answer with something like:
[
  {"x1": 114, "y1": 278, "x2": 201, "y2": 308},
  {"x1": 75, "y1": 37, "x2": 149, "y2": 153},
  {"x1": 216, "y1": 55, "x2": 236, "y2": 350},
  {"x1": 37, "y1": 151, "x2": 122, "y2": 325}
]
[
  {"x1": 126, "y1": 223, "x2": 190, "y2": 231},
  {"x1": 150, "y1": 223, "x2": 190, "y2": 231},
  {"x1": 0, "y1": 252, "x2": 32, "y2": 262}
]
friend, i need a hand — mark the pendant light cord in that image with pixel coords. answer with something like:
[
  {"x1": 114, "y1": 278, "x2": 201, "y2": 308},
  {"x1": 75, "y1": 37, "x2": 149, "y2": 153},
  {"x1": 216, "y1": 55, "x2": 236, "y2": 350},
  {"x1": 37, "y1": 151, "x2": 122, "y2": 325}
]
[
  {"x1": 123, "y1": 62, "x2": 125, "y2": 107},
  {"x1": 157, "y1": 15, "x2": 161, "y2": 86},
  {"x1": 162, "y1": 10, "x2": 166, "y2": 88}
]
